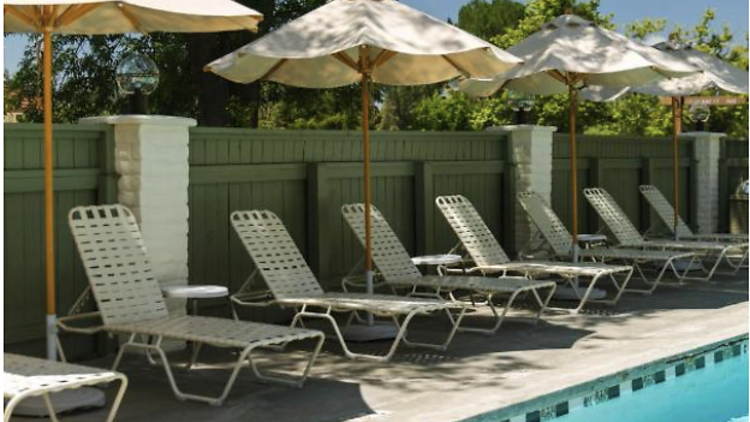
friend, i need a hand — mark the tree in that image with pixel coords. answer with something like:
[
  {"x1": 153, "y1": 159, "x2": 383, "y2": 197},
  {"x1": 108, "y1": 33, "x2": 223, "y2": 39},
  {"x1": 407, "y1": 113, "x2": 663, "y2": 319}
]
[
  {"x1": 620, "y1": 8, "x2": 748, "y2": 138},
  {"x1": 456, "y1": 0, "x2": 525, "y2": 40}
]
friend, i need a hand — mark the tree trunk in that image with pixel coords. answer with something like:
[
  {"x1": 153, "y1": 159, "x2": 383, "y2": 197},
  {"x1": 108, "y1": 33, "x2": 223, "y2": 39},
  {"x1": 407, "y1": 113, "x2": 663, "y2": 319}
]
[{"x1": 187, "y1": 33, "x2": 230, "y2": 126}]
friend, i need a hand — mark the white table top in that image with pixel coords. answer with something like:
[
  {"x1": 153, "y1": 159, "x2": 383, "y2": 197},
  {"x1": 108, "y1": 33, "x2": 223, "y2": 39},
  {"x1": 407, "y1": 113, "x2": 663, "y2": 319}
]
[
  {"x1": 161, "y1": 285, "x2": 229, "y2": 299},
  {"x1": 411, "y1": 254, "x2": 462, "y2": 266}
]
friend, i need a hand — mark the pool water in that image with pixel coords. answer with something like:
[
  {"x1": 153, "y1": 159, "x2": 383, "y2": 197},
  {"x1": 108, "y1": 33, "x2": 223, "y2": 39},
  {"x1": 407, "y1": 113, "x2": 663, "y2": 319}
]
[
  {"x1": 464, "y1": 339, "x2": 749, "y2": 422},
  {"x1": 555, "y1": 351, "x2": 748, "y2": 422}
]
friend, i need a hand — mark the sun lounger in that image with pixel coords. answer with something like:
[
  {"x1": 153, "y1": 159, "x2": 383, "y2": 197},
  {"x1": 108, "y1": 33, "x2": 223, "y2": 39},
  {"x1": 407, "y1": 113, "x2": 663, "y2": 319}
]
[
  {"x1": 517, "y1": 191, "x2": 699, "y2": 294},
  {"x1": 584, "y1": 187, "x2": 748, "y2": 281},
  {"x1": 435, "y1": 194, "x2": 634, "y2": 313},
  {"x1": 68, "y1": 205, "x2": 324, "y2": 406},
  {"x1": 341, "y1": 203, "x2": 557, "y2": 333},
  {"x1": 230, "y1": 209, "x2": 466, "y2": 362},
  {"x1": 4, "y1": 353, "x2": 127, "y2": 422},
  {"x1": 639, "y1": 184, "x2": 748, "y2": 243}
]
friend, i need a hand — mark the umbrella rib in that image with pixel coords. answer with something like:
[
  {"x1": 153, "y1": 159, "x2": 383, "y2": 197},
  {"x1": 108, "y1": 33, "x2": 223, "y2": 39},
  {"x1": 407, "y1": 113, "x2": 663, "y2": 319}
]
[
  {"x1": 117, "y1": 4, "x2": 145, "y2": 33},
  {"x1": 260, "y1": 59, "x2": 288, "y2": 81},
  {"x1": 5, "y1": 5, "x2": 39, "y2": 28},
  {"x1": 441, "y1": 54, "x2": 469, "y2": 77},
  {"x1": 547, "y1": 69, "x2": 569, "y2": 85},
  {"x1": 333, "y1": 52, "x2": 359, "y2": 72},
  {"x1": 372, "y1": 49, "x2": 397, "y2": 69},
  {"x1": 55, "y1": 4, "x2": 101, "y2": 27}
]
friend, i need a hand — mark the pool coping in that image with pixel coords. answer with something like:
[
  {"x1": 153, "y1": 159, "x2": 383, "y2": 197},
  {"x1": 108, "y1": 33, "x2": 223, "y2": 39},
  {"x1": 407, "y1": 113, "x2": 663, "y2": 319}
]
[{"x1": 460, "y1": 333, "x2": 749, "y2": 422}]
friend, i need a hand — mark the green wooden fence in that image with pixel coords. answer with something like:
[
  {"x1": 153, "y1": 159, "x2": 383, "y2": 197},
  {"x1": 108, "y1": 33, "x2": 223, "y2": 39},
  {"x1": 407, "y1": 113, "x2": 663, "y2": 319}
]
[
  {"x1": 4, "y1": 123, "x2": 746, "y2": 349},
  {"x1": 187, "y1": 128, "x2": 510, "y2": 294},
  {"x1": 4, "y1": 123, "x2": 116, "y2": 346},
  {"x1": 551, "y1": 134, "x2": 696, "y2": 235}
]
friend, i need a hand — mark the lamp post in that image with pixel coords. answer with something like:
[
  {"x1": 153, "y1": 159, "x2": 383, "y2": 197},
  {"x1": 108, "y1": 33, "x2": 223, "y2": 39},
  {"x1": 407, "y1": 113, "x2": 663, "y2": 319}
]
[
  {"x1": 688, "y1": 101, "x2": 710, "y2": 131},
  {"x1": 116, "y1": 53, "x2": 160, "y2": 114},
  {"x1": 508, "y1": 91, "x2": 535, "y2": 124}
]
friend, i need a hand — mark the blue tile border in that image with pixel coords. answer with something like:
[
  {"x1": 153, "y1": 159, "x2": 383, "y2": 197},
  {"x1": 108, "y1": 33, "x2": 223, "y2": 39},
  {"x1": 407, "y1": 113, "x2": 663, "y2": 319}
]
[{"x1": 462, "y1": 337, "x2": 749, "y2": 422}]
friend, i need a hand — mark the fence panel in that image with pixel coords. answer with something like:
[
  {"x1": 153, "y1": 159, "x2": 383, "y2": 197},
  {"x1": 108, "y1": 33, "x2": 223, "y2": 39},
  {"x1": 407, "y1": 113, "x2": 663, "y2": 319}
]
[
  {"x1": 4, "y1": 124, "x2": 116, "y2": 347},
  {"x1": 187, "y1": 129, "x2": 510, "y2": 293},
  {"x1": 552, "y1": 134, "x2": 695, "y2": 236}
]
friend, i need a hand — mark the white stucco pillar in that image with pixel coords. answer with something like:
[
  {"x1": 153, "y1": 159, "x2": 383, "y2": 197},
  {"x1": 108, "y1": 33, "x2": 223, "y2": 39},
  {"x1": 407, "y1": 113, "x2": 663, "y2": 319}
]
[
  {"x1": 80, "y1": 115, "x2": 194, "y2": 315},
  {"x1": 488, "y1": 125, "x2": 557, "y2": 255},
  {"x1": 683, "y1": 131, "x2": 724, "y2": 234}
]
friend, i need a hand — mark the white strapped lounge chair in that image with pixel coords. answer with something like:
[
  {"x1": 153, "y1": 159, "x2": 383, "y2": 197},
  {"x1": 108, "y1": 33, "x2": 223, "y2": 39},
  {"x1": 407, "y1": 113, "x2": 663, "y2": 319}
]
[
  {"x1": 341, "y1": 203, "x2": 557, "y2": 334},
  {"x1": 639, "y1": 184, "x2": 749, "y2": 243},
  {"x1": 435, "y1": 195, "x2": 634, "y2": 313},
  {"x1": 231, "y1": 210, "x2": 466, "y2": 362},
  {"x1": 68, "y1": 205, "x2": 324, "y2": 406},
  {"x1": 4, "y1": 353, "x2": 127, "y2": 422},
  {"x1": 517, "y1": 191, "x2": 699, "y2": 294},
  {"x1": 584, "y1": 187, "x2": 749, "y2": 281}
]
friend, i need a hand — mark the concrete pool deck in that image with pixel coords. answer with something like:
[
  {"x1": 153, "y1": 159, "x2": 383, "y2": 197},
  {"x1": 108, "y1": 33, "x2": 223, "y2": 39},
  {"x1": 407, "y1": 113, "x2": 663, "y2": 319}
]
[{"x1": 8, "y1": 272, "x2": 748, "y2": 422}]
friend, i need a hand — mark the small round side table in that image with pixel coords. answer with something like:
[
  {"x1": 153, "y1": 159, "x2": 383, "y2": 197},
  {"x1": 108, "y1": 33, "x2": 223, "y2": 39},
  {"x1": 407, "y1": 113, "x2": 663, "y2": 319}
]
[{"x1": 161, "y1": 285, "x2": 230, "y2": 316}]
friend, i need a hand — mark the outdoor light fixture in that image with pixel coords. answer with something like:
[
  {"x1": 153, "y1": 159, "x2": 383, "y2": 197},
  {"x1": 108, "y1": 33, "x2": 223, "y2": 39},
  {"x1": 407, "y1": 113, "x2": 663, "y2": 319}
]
[
  {"x1": 508, "y1": 90, "x2": 535, "y2": 124},
  {"x1": 116, "y1": 52, "x2": 160, "y2": 114},
  {"x1": 687, "y1": 101, "x2": 710, "y2": 131},
  {"x1": 440, "y1": 78, "x2": 461, "y2": 99}
]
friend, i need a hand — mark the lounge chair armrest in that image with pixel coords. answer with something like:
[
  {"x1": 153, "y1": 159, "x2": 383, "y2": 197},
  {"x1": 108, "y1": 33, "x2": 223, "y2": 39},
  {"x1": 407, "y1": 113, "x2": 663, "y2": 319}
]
[{"x1": 57, "y1": 311, "x2": 105, "y2": 335}]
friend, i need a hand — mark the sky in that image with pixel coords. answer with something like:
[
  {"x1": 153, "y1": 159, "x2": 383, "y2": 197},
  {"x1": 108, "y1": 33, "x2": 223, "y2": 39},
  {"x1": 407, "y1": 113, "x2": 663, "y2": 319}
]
[{"x1": 3, "y1": 0, "x2": 749, "y2": 75}]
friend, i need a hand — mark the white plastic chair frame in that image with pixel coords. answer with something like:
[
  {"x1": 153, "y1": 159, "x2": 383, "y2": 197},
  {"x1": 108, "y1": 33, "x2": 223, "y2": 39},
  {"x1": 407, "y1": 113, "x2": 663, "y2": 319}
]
[
  {"x1": 341, "y1": 203, "x2": 557, "y2": 334},
  {"x1": 584, "y1": 187, "x2": 748, "y2": 281},
  {"x1": 4, "y1": 353, "x2": 128, "y2": 422},
  {"x1": 435, "y1": 194, "x2": 635, "y2": 313},
  {"x1": 69, "y1": 205, "x2": 324, "y2": 406},
  {"x1": 231, "y1": 210, "x2": 466, "y2": 362},
  {"x1": 639, "y1": 184, "x2": 749, "y2": 244},
  {"x1": 517, "y1": 191, "x2": 700, "y2": 295}
]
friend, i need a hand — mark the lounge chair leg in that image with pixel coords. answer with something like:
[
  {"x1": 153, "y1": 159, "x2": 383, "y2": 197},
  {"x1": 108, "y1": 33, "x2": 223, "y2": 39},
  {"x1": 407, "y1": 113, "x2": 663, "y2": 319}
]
[
  {"x1": 399, "y1": 305, "x2": 466, "y2": 353},
  {"x1": 247, "y1": 332, "x2": 324, "y2": 388},
  {"x1": 186, "y1": 342, "x2": 203, "y2": 370},
  {"x1": 42, "y1": 393, "x2": 61, "y2": 422}
]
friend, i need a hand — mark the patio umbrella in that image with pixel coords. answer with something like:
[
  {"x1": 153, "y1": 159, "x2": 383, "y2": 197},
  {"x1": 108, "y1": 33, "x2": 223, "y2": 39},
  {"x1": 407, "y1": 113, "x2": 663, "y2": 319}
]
[
  {"x1": 582, "y1": 42, "x2": 749, "y2": 238},
  {"x1": 460, "y1": 13, "x2": 698, "y2": 256},
  {"x1": 205, "y1": 0, "x2": 522, "y2": 309},
  {"x1": 4, "y1": 0, "x2": 263, "y2": 361}
]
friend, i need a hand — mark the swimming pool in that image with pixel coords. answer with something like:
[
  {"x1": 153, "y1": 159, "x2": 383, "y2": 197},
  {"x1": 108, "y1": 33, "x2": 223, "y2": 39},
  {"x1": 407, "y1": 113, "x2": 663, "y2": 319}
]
[{"x1": 464, "y1": 336, "x2": 748, "y2": 422}]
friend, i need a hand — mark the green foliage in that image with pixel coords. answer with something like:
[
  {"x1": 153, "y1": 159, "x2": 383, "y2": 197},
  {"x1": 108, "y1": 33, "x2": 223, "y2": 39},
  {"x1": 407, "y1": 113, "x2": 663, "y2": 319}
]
[
  {"x1": 492, "y1": 0, "x2": 613, "y2": 49},
  {"x1": 624, "y1": 8, "x2": 748, "y2": 138},
  {"x1": 456, "y1": 0, "x2": 525, "y2": 40}
]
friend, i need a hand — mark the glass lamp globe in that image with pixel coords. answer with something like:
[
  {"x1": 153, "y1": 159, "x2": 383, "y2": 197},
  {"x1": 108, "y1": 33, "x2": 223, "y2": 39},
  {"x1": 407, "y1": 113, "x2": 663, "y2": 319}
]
[
  {"x1": 688, "y1": 102, "x2": 710, "y2": 123},
  {"x1": 116, "y1": 53, "x2": 160, "y2": 95},
  {"x1": 508, "y1": 91, "x2": 535, "y2": 112}
]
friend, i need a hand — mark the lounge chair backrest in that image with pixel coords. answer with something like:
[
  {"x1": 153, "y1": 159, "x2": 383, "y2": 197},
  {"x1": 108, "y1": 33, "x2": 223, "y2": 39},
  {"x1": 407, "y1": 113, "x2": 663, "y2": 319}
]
[
  {"x1": 639, "y1": 185, "x2": 693, "y2": 237},
  {"x1": 583, "y1": 188, "x2": 646, "y2": 246},
  {"x1": 341, "y1": 204, "x2": 422, "y2": 281},
  {"x1": 232, "y1": 210, "x2": 324, "y2": 300},
  {"x1": 435, "y1": 195, "x2": 511, "y2": 266},
  {"x1": 517, "y1": 191, "x2": 573, "y2": 256},
  {"x1": 69, "y1": 205, "x2": 169, "y2": 326}
]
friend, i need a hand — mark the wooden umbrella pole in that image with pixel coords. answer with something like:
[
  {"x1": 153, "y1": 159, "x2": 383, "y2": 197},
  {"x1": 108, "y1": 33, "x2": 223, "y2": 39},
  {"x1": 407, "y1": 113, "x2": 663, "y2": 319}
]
[
  {"x1": 360, "y1": 46, "x2": 374, "y2": 305},
  {"x1": 569, "y1": 83, "x2": 579, "y2": 258},
  {"x1": 672, "y1": 96, "x2": 682, "y2": 240},
  {"x1": 43, "y1": 26, "x2": 57, "y2": 361},
  {"x1": 362, "y1": 72, "x2": 372, "y2": 276}
]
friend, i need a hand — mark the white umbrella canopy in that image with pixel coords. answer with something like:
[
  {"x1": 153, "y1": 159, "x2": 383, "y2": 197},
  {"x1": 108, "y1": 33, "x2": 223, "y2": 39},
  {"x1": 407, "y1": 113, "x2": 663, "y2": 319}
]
[
  {"x1": 460, "y1": 14, "x2": 699, "y2": 97},
  {"x1": 4, "y1": 0, "x2": 262, "y2": 34},
  {"x1": 459, "y1": 13, "x2": 700, "y2": 252},
  {"x1": 205, "y1": 0, "x2": 522, "y2": 87},
  {"x1": 579, "y1": 42, "x2": 748, "y2": 239},
  {"x1": 583, "y1": 42, "x2": 749, "y2": 100},
  {"x1": 206, "y1": 0, "x2": 522, "y2": 317},
  {"x1": 4, "y1": 0, "x2": 263, "y2": 361}
]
